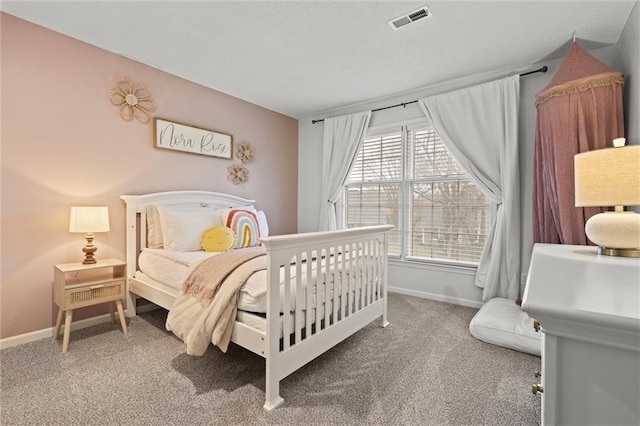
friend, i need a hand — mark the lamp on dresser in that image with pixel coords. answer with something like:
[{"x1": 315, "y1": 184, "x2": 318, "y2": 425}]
[
  {"x1": 69, "y1": 206, "x2": 110, "y2": 264},
  {"x1": 574, "y1": 138, "x2": 640, "y2": 257}
]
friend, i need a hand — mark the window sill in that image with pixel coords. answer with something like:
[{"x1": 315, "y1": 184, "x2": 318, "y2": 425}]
[{"x1": 388, "y1": 257, "x2": 478, "y2": 276}]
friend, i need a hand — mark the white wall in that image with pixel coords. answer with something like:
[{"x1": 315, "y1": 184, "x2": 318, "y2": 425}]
[{"x1": 298, "y1": 44, "x2": 625, "y2": 307}]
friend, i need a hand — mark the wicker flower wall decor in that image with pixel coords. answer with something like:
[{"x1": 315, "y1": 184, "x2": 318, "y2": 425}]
[
  {"x1": 236, "y1": 142, "x2": 255, "y2": 164},
  {"x1": 109, "y1": 76, "x2": 157, "y2": 123},
  {"x1": 228, "y1": 164, "x2": 249, "y2": 185}
]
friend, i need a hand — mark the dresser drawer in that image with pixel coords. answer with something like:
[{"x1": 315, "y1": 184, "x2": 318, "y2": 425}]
[{"x1": 64, "y1": 279, "x2": 125, "y2": 309}]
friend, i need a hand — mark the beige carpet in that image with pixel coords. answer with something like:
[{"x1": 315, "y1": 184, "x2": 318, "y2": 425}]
[{"x1": 0, "y1": 292, "x2": 541, "y2": 425}]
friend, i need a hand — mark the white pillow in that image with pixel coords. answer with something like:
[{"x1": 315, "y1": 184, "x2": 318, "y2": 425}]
[
  {"x1": 145, "y1": 205, "x2": 164, "y2": 249},
  {"x1": 145, "y1": 204, "x2": 221, "y2": 249},
  {"x1": 157, "y1": 206, "x2": 223, "y2": 251},
  {"x1": 256, "y1": 210, "x2": 269, "y2": 237}
]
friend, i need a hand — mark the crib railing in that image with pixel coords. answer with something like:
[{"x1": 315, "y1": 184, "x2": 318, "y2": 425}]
[{"x1": 260, "y1": 225, "x2": 392, "y2": 410}]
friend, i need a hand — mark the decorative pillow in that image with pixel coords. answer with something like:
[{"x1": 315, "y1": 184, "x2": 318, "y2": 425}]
[
  {"x1": 145, "y1": 205, "x2": 164, "y2": 249},
  {"x1": 220, "y1": 208, "x2": 269, "y2": 238},
  {"x1": 157, "y1": 206, "x2": 223, "y2": 251},
  {"x1": 222, "y1": 209, "x2": 261, "y2": 248},
  {"x1": 201, "y1": 226, "x2": 237, "y2": 252}
]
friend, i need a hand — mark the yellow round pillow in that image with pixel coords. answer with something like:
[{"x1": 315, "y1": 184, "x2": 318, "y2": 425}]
[{"x1": 201, "y1": 226, "x2": 237, "y2": 252}]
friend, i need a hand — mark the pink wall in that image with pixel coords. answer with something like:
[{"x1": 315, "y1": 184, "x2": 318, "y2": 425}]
[{"x1": 0, "y1": 14, "x2": 298, "y2": 339}]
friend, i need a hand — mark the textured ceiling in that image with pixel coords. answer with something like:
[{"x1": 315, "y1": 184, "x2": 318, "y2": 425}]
[{"x1": 1, "y1": 1, "x2": 636, "y2": 119}]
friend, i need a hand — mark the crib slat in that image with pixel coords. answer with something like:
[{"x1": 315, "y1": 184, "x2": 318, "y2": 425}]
[
  {"x1": 371, "y1": 239, "x2": 380, "y2": 302},
  {"x1": 359, "y1": 240, "x2": 364, "y2": 308},
  {"x1": 334, "y1": 245, "x2": 341, "y2": 325},
  {"x1": 283, "y1": 257, "x2": 291, "y2": 351},
  {"x1": 362, "y1": 240, "x2": 368, "y2": 308},
  {"x1": 349, "y1": 243, "x2": 357, "y2": 316},
  {"x1": 364, "y1": 240, "x2": 370, "y2": 307},
  {"x1": 382, "y1": 231, "x2": 390, "y2": 326},
  {"x1": 368, "y1": 239, "x2": 373, "y2": 306},
  {"x1": 331, "y1": 244, "x2": 337, "y2": 325},
  {"x1": 365, "y1": 240, "x2": 370, "y2": 305},
  {"x1": 315, "y1": 249, "x2": 322, "y2": 332},
  {"x1": 356, "y1": 241, "x2": 363, "y2": 312},
  {"x1": 373, "y1": 240, "x2": 377, "y2": 303},
  {"x1": 295, "y1": 252, "x2": 302, "y2": 345},
  {"x1": 306, "y1": 250, "x2": 313, "y2": 339},
  {"x1": 340, "y1": 245, "x2": 347, "y2": 321},
  {"x1": 376, "y1": 241, "x2": 380, "y2": 300},
  {"x1": 362, "y1": 240, "x2": 367, "y2": 307},
  {"x1": 140, "y1": 210, "x2": 148, "y2": 249},
  {"x1": 324, "y1": 247, "x2": 331, "y2": 327},
  {"x1": 362, "y1": 240, "x2": 367, "y2": 309}
]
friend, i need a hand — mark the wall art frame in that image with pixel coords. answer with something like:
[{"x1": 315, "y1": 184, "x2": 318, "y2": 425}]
[{"x1": 153, "y1": 118, "x2": 233, "y2": 159}]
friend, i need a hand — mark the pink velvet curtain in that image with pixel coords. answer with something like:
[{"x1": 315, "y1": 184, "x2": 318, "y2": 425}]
[{"x1": 533, "y1": 43, "x2": 625, "y2": 245}]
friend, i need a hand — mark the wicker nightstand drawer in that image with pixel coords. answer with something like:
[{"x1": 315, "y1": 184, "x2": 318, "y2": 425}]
[
  {"x1": 53, "y1": 259, "x2": 128, "y2": 352},
  {"x1": 65, "y1": 279, "x2": 125, "y2": 309}
]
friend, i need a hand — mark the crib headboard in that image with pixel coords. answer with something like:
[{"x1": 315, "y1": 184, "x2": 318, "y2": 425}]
[{"x1": 120, "y1": 190, "x2": 256, "y2": 278}]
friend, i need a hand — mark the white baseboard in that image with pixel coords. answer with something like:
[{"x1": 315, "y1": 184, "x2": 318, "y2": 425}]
[
  {"x1": 388, "y1": 286, "x2": 483, "y2": 309},
  {"x1": 0, "y1": 303, "x2": 163, "y2": 350},
  {"x1": 0, "y1": 313, "x2": 114, "y2": 350}
]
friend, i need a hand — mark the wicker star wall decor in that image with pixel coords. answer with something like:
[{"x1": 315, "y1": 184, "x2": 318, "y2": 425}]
[{"x1": 109, "y1": 76, "x2": 157, "y2": 123}]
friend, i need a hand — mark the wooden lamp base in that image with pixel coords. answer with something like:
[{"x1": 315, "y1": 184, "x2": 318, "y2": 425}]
[{"x1": 82, "y1": 232, "x2": 97, "y2": 264}]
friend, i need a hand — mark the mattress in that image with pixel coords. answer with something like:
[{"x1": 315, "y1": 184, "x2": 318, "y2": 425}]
[
  {"x1": 133, "y1": 271, "x2": 328, "y2": 338},
  {"x1": 138, "y1": 248, "x2": 266, "y2": 312},
  {"x1": 137, "y1": 248, "x2": 367, "y2": 315},
  {"x1": 236, "y1": 309, "x2": 331, "y2": 336}
]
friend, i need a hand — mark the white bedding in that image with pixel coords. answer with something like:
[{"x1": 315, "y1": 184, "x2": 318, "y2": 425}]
[
  {"x1": 133, "y1": 271, "x2": 334, "y2": 337},
  {"x1": 137, "y1": 248, "x2": 216, "y2": 290},
  {"x1": 137, "y1": 247, "x2": 367, "y2": 314},
  {"x1": 138, "y1": 248, "x2": 267, "y2": 312}
]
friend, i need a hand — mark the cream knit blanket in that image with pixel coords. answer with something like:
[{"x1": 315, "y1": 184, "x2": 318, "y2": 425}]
[{"x1": 166, "y1": 247, "x2": 267, "y2": 355}]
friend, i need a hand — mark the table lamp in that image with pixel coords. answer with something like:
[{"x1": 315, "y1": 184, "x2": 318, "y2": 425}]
[
  {"x1": 69, "y1": 206, "x2": 110, "y2": 264},
  {"x1": 574, "y1": 138, "x2": 640, "y2": 257}
]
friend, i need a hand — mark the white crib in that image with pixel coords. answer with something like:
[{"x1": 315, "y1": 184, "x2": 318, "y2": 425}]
[{"x1": 121, "y1": 190, "x2": 392, "y2": 410}]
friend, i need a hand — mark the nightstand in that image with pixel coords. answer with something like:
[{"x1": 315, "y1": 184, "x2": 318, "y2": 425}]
[{"x1": 53, "y1": 259, "x2": 127, "y2": 352}]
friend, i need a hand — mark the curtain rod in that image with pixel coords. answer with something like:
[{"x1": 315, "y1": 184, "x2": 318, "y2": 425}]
[{"x1": 311, "y1": 65, "x2": 548, "y2": 124}]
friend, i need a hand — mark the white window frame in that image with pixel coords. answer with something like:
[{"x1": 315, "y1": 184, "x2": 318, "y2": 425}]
[{"x1": 343, "y1": 118, "x2": 494, "y2": 269}]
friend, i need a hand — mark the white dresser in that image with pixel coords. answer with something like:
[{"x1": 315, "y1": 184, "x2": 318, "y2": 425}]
[{"x1": 522, "y1": 244, "x2": 640, "y2": 426}]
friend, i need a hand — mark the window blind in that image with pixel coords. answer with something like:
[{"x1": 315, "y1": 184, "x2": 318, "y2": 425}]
[
  {"x1": 346, "y1": 131, "x2": 403, "y2": 255},
  {"x1": 345, "y1": 126, "x2": 489, "y2": 264}
]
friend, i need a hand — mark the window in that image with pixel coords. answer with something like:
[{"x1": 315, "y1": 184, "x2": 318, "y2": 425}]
[{"x1": 344, "y1": 124, "x2": 490, "y2": 265}]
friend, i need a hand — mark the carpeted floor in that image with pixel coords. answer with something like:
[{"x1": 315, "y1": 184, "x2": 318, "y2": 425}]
[{"x1": 0, "y1": 293, "x2": 540, "y2": 425}]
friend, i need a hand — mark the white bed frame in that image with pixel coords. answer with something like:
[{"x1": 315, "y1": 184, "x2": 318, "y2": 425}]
[{"x1": 121, "y1": 190, "x2": 392, "y2": 410}]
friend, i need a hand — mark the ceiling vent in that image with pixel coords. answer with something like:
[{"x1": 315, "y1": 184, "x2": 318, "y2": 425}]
[{"x1": 389, "y1": 5, "x2": 432, "y2": 30}]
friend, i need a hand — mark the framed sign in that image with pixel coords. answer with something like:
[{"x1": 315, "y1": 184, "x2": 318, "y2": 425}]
[{"x1": 153, "y1": 118, "x2": 233, "y2": 159}]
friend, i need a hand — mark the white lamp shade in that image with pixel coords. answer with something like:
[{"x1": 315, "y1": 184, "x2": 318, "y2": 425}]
[
  {"x1": 574, "y1": 145, "x2": 640, "y2": 207},
  {"x1": 69, "y1": 206, "x2": 110, "y2": 233}
]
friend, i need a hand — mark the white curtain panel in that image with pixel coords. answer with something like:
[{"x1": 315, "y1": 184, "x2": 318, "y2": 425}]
[
  {"x1": 319, "y1": 111, "x2": 372, "y2": 231},
  {"x1": 419, "y1": 75, "x2": 521, "y2": 300}
]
